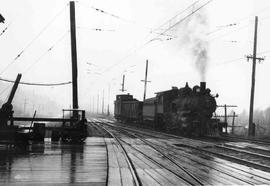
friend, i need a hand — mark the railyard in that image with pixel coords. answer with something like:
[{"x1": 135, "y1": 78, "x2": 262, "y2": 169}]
[
  {"x1": 1, "y1": 0, "x2": 270, "y2": 185},
  {"x1": 1, "y1": 117, "x2": 270, "y2": 185}
]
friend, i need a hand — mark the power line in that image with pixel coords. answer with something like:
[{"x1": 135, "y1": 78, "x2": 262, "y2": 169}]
[
  {"x1": 208, "y1": 13, "x2": 270, "y2": 42},
  {"x1": 0, "y1": 16, "x2": 17, "y2": 37},
  {"x1": 0, "y1": 3, "x2": 68, "y2": 76},
  {"x1": 151, "y1": 0, "x2": 213, "y2": 40},
  {"x1": 0, "y1": 77, "x2": 71, "y2": 86},
  {"x1": 79, "y1": 2, "x2": 134, "y2": 23},
  {"x1": 77, "y1": 26, "x2": 115, "y2": 32},
  {"x1": 102, "y1": 0, "x2": 213, "y2": 74},
  {"x1": 207, "y1": 3, "x2": 270, "y2": 37},
  {"x1": 211, "y1": 48, "x2": 270, "y2": 68},
  {"x1": 23, "y1": 30, "x2": 69, "y2": 74},
  {"x1": 153, "y1": 0, "x2": 202, "y2": 33}
]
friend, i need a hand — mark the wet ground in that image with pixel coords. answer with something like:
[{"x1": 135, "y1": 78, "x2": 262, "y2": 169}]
[{"x1": 0, "y1": 138, "x2": 107, "y2": 185}]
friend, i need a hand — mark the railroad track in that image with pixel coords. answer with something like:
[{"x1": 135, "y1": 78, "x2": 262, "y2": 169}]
[
  {"x1": 89, "y1": 118, "x2": 270, "y2": 185},
  {"x1": 90, "y1": 121, "x2": 202, "y2": 185},
  {"x1": 219, "y1": 135, "x2": 270, "y2": 146},
  {"x1": 90, "y1": 121, "x2": 142, "y2": 186},
  {"x1": 95, "y1": 118, "x2": 270, "y2": 166},
  {"x1": 102, "y1": 126, "x2": 204, "y2": 185},
  {"x1": 92, "y1": 118, "x2": 270, "y2": 182}
]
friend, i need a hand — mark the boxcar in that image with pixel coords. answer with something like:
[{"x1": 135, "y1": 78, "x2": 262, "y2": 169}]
[{"x1": 114, "y1": 94, "x2": 142, "y2": 122}]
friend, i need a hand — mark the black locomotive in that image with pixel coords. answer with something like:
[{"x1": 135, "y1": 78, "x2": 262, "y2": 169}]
[{"x1": 114, "y1": 82, "x2": 225, "y2": 136}]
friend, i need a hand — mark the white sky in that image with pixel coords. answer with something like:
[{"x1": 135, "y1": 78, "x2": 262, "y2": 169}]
[{"x1": 0, "y1": 0, "x2": 270, "y2": 116}]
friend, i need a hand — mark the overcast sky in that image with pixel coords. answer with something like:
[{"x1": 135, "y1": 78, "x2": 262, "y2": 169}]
[{"x1": 0, "y1": 0, "x2": 270, "y2": 116}]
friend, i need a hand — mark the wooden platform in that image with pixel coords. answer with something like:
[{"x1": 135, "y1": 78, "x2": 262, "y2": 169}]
[
  {"x1": 0, "y1": 137, "x2": 107, "y2": 185},
  {"x1": 2, "y1": 136, "x2": 270, "y2": 185}
]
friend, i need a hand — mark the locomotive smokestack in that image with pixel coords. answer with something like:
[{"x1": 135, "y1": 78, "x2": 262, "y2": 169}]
[{"x1": 200, "y1": 82, "x2": 206, "y2": 92}]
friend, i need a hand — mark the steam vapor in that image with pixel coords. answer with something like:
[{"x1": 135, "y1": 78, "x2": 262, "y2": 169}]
[{"x1": 177, "y1": 10, "x2": 209, "y2": 81}]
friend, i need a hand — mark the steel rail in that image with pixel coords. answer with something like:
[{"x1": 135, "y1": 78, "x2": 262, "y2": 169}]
[
  {"x1": 98, "y1": 120, "x2": 270, "y2": 184},
  {"x1": 91, "y1": 122, "x2": 142, "y2": 186},
  {"x1": 102, "y1": 123, "x2": 257, "y2": 185},
  {"x1": 107, "y1": 120, "x2": 270, "y2": 172},
  {"x1": 99, "y1": 124, "x2": 197, "y2": 185},
  {"x1": 88, "y1": 121, "x2": 110, "y2": 186},
  {"x1": 99, "y1": 122, "x2": 203, "y2": 184}
]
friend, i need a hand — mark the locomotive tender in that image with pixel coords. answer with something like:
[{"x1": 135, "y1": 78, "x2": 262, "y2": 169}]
[{"x1": 114, "y1": 82, "x2": 225, "y2": 136}]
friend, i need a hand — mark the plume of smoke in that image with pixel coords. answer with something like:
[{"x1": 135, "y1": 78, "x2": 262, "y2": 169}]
[{"x1": 176, "y1": 10, "x2": 209, "y2": 81}]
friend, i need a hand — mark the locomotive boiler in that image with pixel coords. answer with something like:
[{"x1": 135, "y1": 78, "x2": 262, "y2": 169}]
[{"x1": 163, "y1": 82, "x2": 218, "y2": 136}]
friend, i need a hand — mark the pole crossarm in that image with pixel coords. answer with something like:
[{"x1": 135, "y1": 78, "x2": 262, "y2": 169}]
[
  {"x1": 246, "y1": 55, "x2": 265, "y2": 63},
  {"x1": 215, "y1": 115, "x2": 238, "y2": 117},
  {"x1": 217, "y1": 105, "x2": 237, "y2": 107}
]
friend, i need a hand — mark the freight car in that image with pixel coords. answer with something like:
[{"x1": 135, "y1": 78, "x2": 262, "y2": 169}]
[
  {"x1": 114, "y1": 82, "x2": 225, "y2": 136},
  {"x1": 114, "y1": 94, "x2": 143, "y2": 123}
]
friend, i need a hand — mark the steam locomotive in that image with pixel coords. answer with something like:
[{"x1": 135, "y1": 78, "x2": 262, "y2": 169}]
[{"x1": 114, "y1": 82, "x2": 225, "y2": 136}]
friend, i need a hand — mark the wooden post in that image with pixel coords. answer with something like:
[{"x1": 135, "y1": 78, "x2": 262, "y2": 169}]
[
  {"x1": 120, "y1": 74, "x2": 126, "y2": 92},
  {"x1": 92, "y1": 96, "x2": 95, "y2": 114},
  {"x1": 107, "y1": 84, "x2": 111, "y2": 116},
  {"x1": 143, "y1": 60, "x2": 148, "y2": 102},
  {"x1": 232, "y1": 111, "x2": 236, "y2": 135},
  {"x1": 102, "y1": 89, "x2": 104, "y2": 114},
  {"x1": 224, "y1": 104, "x2": 227, "y2": 133},
  {"x1": 70, "y1": 1, "x2": 78, "y2": 119},
  {"x1": 97, "y1": 93, "x2": 99, "y2": 114},
  {"x1": 248, "y1": 16, "x2": 258, "y2": 137}
]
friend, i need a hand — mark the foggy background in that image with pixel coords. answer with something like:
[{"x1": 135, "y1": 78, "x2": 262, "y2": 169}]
[{"x1": 0, "y1": 0, "x2": 270, "y2": 130}]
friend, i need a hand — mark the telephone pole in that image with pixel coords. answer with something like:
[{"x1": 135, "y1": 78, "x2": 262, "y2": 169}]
[
  {"x1": 246, "y1": 16, "x2": 265, "y2": 137},
  {"x1": 97, "y1": 93, "x2": 99, "y2": 114},
  {"x1": 141, "y1": 60, "x2": 151, "y2": 102},
  {"x1": 102, "y1": 89, "x2": 104, "y2": 114},
  {"x1": 70, "y1": 1, "x2": 79, "y2": 118},
  {"x1": 107, "y1": 84, "x2": 111, "y2": 116},
  {"x1": 89, "y1": 96, "x2": 91, "y2": 113},
  {"x1": 120, "y1": 74, "x2": 126, "y2": 92},
  {"x1": 92, "y1": 96, "x2": 95, "y2": 114}
]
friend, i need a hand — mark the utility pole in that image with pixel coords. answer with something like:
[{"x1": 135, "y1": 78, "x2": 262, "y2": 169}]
[
  {"x1": 246, "y1": 16, "x2": 265, "y2": 137},
  {"x1": 107, "y1": 83, "x2": 111, "y2": 116},
  {"x1": 70, "y1": 1, "x2": 79, "y2": 119},
  {"x1": 97, "y1": 93, "x2": 99, "y2": 114},
  {"x1": 92, "y1": 96, "x2": 95, "y2": 114},
  {"x1": 89, "y1": 96, "x2": 91, "y2": 113},
  {"x1": 102, "y1": 89, "x2": 104, "y2": 115},
  {"x1": 232, "y1": 112, "x2": 236, "y2": 135},
  {"x1": 120, "y1": 74, "x2": 126, "y2": 92},
  {"x1": 141, "y1": 60, "x2": 151, "y2": 102}
]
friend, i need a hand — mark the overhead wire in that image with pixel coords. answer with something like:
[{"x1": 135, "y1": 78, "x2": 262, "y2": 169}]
[
  {"x1": 152, "y1": 0, "x2": 202, "y2": 33},
  {"x1": 77, "y1": 26, "x2": 115, "y2": 32},
  {"x1": 149, "y1": 0, "x2": 213, "y2": 42},
  {"x1": 0, "y1": 15, "x2": 17, "y2": 37},
  {"x1": 208, "y1": 12, "x2": 270, "y2": 43},
  {"x1": 22, "y1": 30, "x2": 70, "y2": 74},
  {"x1": 207, "y1": 3, "x2": 270, "y2": 37},
  {"x1": 78, "y1": 1, "x2": 134, "y2": 23},
  {"x1": 210, "y1": 48, "x2": 270, "y2": 68},
  {"x1": 101, "y1": 0, "x2": 213, "y2": 74},
  {"x1": 0, "y1": 3, "x2": 68, "y2": 76},
  {"x1": 0, "y1": 77, "x2": 71, "y2": 86}
]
